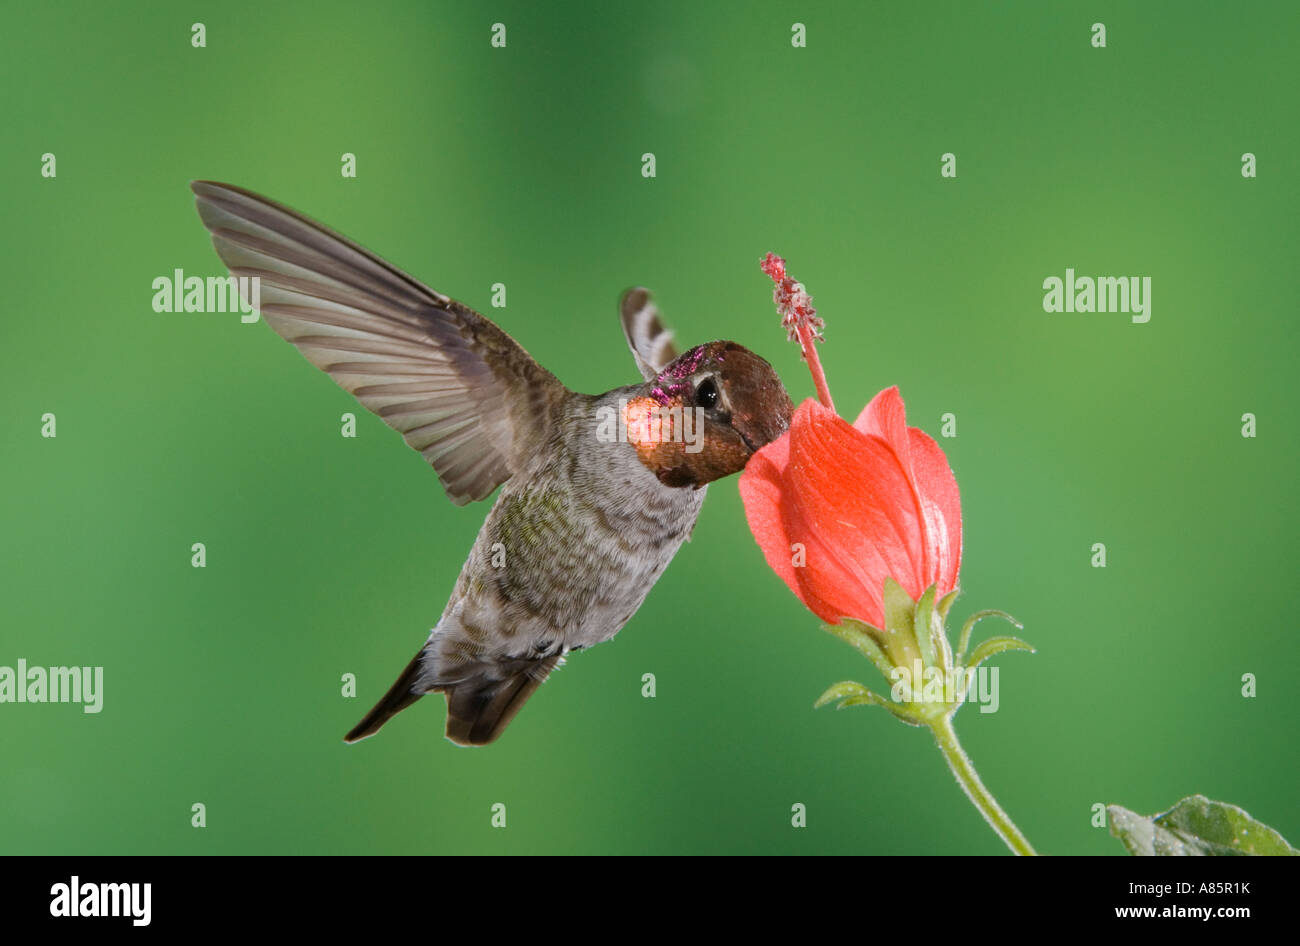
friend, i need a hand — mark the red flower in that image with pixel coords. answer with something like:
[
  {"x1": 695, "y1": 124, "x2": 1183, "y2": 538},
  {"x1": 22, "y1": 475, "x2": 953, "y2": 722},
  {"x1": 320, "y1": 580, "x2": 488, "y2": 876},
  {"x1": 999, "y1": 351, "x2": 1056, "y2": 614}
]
[
  {"x1": 740, "y1": 391, "x2": 961, "y2": 628},
  {"x1": 741, "y1": 254, "x2": 961, "y2": 628}
]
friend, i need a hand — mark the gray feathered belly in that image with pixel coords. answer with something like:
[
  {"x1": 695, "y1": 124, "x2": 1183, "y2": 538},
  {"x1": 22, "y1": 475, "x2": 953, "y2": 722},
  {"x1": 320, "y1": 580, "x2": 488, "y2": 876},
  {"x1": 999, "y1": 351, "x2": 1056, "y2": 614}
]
[{"x1": 422, "y1": 443, "x2": 706, "y2": 685}]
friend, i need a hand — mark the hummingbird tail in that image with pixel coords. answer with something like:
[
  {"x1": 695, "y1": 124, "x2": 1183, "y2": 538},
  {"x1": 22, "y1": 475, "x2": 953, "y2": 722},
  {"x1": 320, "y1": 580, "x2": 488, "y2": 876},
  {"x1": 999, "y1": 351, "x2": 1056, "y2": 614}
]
[
  {"x1": 343, "y1": 648, "x2": 428, "y2": 743},
  {"x1": 443, "y1": 654, "x2": 563, "y2": 747}
]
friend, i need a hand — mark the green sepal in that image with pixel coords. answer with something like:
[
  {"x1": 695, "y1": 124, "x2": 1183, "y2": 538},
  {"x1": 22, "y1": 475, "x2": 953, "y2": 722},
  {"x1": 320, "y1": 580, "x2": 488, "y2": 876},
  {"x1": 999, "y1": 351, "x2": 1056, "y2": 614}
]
[
  {"x1": 814, "y1": 680, "x2": 927, "y2": 726},
  {"x1": 956, "y1": 609, "x2": 1024, "y2": 666},
  {"x1": 916, "y1": 583, "x2": 954, "y2": 674},
  {"x1": 814, "y1": 680, "x2": 885, "y2": 710},
  {"x1": 882, "y1": 577, "x2": 923, "y2": 668},
  {"x1": 825, "y1": 618, "x2": 895, "y2": 685},
  {"x1": 1108, "y1": 795, "x2": 1299, "y2": 856},
  {"x1": 911, "y1": 583, "x2": 940, "y2": 670},
  {"x1": 936, "y1": 587, "x2": 960, "y2": 623},
  {"x1": 964, "y1": 634, "x2": 1035, "y2": 670}
]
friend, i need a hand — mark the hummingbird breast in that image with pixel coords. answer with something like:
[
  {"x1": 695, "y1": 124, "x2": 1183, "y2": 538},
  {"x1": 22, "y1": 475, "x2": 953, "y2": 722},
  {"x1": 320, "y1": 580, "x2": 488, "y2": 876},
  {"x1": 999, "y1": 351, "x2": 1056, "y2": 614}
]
[{"x1": 420, "y1": 390, "x2": 706, "y2": 686}]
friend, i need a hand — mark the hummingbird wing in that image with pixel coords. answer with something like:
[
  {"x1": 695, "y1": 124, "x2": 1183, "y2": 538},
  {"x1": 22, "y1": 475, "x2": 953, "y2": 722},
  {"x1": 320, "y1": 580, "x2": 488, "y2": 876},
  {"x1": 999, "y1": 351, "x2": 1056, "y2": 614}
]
[
  {"x1": 619, "y1": 287, "x2": 679, "y2": 381},
  {"x1": 190, "y1": 181, "x2": 563, "y2": 505}
]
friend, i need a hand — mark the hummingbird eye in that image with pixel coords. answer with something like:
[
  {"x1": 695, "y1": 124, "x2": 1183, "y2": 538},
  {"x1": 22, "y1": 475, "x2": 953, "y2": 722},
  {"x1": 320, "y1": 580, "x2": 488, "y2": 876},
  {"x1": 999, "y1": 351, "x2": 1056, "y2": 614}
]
[{"x1": 695, "y1": 376, "x2": 720, "y2": 410}]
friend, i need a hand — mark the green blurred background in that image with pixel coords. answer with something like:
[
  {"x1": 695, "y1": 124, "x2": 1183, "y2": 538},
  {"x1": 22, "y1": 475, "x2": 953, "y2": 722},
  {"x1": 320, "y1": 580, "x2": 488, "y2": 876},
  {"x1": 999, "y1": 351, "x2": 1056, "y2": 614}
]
[{"x1": 2, "y1": 1, "x2": 1296, "y2": 855}]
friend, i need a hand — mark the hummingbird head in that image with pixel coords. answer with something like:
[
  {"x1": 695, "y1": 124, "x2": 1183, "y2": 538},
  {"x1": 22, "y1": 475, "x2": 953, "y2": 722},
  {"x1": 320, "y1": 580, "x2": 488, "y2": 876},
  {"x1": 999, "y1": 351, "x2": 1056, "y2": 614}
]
[{"x1": 625, "y1": 341, "x2": 794, "y2": 488}]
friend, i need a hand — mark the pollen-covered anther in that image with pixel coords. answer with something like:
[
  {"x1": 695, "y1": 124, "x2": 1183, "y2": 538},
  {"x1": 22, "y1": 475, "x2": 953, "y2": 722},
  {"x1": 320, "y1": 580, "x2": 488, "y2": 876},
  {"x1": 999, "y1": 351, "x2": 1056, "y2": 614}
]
[{"x1": 760, "y1": 251, "x2": 833, "y2": 411}]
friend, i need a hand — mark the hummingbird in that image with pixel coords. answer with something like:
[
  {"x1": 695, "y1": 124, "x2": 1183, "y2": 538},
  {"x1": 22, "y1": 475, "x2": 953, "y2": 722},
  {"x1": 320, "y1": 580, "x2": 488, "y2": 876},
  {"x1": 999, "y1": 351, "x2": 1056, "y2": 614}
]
[{"x1": 190, "y1": 181, "x2": 794, "y2": 746}]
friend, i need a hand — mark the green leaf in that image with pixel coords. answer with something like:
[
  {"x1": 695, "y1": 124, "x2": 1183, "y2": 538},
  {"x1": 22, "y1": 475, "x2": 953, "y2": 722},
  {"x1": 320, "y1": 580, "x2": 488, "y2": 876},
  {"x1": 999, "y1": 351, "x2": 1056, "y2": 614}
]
[
  {"x1": 956, "y1": 609, "x2": 1024, "y2": 665},
  {"x1": 1107, "y1": 795, "x2": 1299, "y2": 856},
  {"x1": 963, "y1": 635, "x2": 1035, "y2": 670}
]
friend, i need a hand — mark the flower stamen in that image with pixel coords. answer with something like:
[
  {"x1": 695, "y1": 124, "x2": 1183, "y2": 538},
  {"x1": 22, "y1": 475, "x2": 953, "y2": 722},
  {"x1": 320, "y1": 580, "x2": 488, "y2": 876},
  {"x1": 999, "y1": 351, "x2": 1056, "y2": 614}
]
[{"x1": 761, "y1": 252, "x2": 834, "y2": 413}]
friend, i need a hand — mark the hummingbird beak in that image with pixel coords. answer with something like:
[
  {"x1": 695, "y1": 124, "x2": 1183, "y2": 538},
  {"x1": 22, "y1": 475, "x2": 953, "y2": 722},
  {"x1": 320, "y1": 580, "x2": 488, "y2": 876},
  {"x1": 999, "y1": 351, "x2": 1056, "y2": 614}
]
[
  {"x1": 713, "y1": 343, "x2": 794, "y2": 460},
  {"x1": 730, "y1": 385, "x2": 794, "y2": 460}
]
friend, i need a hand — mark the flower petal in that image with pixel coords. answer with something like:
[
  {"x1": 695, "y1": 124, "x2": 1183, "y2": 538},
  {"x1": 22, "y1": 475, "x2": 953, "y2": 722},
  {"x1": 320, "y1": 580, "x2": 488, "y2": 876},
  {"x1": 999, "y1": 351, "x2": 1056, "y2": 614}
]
[
  {"x1": 852, "y1": 385, "x2": 961, "y2": 595},
  {"x1": 906, "y1": 428, "x2": 962, "y2": 595},
  {"x1": 737, "y1": 425, "x2": 806, "y2": 610},
  {"x1": 740, "y1": 390, "x2": 963, "y2": 628},
  {"x1": 853, "y1": 386, "x2": 908, "y2": 452},
  {"x1": 740, "y1": 401, "x2": 886, "y2": 625},
  {"x1": 787, "y1": 401, "x2": 925, "y2": 623},
  {"x1": 853, "y1": 386, "x2": 927, "y2": 583}
]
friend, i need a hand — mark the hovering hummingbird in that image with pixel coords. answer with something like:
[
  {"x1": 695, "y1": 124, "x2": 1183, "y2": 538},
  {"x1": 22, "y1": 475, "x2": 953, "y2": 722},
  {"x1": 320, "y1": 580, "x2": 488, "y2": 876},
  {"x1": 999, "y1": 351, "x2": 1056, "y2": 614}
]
[{"x1": 190, "y1": 181, "x2": 794, "y2": 746}]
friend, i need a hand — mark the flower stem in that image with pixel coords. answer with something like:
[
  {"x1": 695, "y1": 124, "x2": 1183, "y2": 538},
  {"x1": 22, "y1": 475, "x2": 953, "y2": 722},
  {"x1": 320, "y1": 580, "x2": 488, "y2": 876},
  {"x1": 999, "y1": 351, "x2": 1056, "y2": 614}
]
[{"x1": 929, "y1": 715, "x2": 1037, "y2": 855}]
